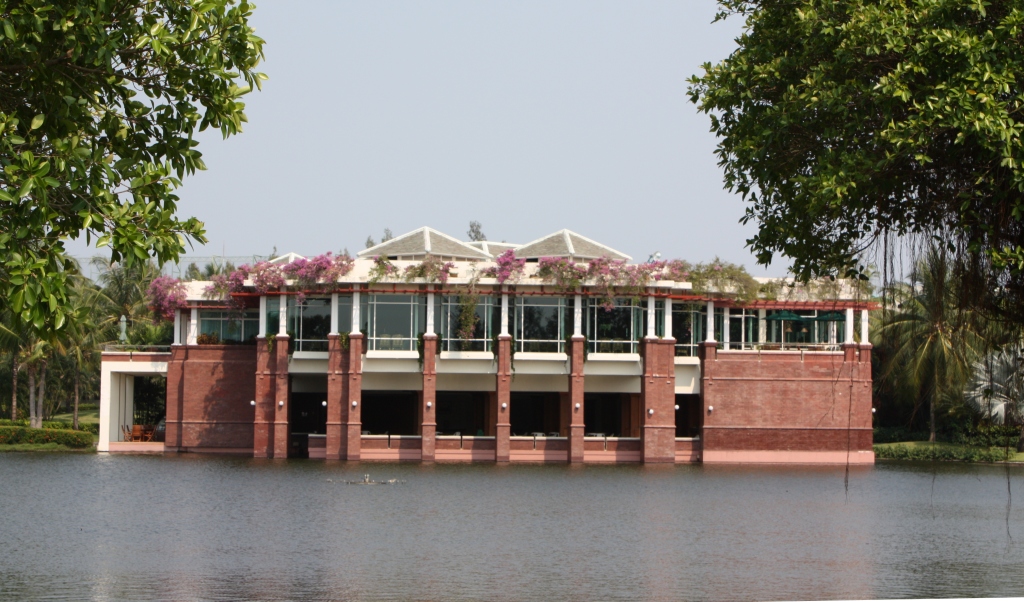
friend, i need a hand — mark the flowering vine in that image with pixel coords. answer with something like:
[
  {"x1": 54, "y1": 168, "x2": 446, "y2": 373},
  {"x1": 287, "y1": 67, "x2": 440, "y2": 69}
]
[
  {"x1": 536, "y1": 257, "x2": 588, "y2": 292},
  {"x1": 148, "y1": 276, "x2": 187, "y2": 321},
  {"x1": 281, "y1": 252, "x2": 355, "y2": 300},
  {"x1": 367, "y1": 255, "x2": 399, "y2": 284},
  {"x1": 403, "y1": 254, "x2": 455, "y2": 284},
  {"x1": 482, "y1": 249, "x2": 526, "y2": 284}
]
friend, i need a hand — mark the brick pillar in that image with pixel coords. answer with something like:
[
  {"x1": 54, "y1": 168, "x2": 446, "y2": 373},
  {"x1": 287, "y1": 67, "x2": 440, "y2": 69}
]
[
  {"x1": 421, "y1": 334, "x2": 438, "y2": 462},
  {"x1": 698, "y1": 341, "x2": 717, "y2": 452},
  {"x1": 253, "y1": 337, "x2": 276, "y2": 458},
  {"x1": 326, "y1": 334, "x2": 347, "y2": 460},
  {"x1": 345, "y1": 333, "x2": 364, "y2": 461},
  {"x1": 272, "y1": 335, "x2": 291, "y2": 458},
  {"x1": 842, "y1": 342, "x2": 858, "y2": 362},
  {"x1": 641, "y1": 337, "x2": 676, "y2": 463},
  {"x1": 495, "y1": 335, "x2": 512, "y2": 462},
  {"x1": 568, "y1": 335, "x2": 585, "y2": 463},
  {"x1": 165, "y1": 345, "x2": 186, "y2": 453}
]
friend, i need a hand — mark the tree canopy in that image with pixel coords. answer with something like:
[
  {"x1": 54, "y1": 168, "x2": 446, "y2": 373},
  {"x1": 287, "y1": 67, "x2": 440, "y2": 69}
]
[
  {"x1": 689, "y1": 0, "x2": 1024, "y2": 319},
  {"x1": 0, "y1": 0, "x2": 265, "y2": 335}
]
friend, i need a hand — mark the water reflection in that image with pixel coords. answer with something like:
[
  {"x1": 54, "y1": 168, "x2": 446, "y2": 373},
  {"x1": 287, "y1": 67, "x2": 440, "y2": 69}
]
[{"x1": 0, "y1": 455, "x2": 1020, "y2": 600}]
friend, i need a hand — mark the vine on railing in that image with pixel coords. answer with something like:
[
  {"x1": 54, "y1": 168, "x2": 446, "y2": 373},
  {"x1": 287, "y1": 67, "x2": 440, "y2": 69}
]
[
  {"x1": 482, "y1": 250, "x2": 526, "y2": 284},
  {"x1": 404, "y1": 255, "x2": 455, "y2": 284},
  {"x1": 148, "y1": 276, "x2": 187, "y2": 321},
  {"x1": 367, "y1": 255, "x2": 399, "y2": 284}
]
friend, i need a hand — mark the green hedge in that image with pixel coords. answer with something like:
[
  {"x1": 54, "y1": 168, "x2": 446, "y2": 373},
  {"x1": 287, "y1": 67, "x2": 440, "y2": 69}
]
[
  {"x1": 0, "y1": 419, "x2": 99, "y2": 435},
  {"x1": 0, "y1": 426, "x2": 95, "y2": 448},
  {"x1": 874, "y1": 443, "x2": 1012, "y2": 463}
]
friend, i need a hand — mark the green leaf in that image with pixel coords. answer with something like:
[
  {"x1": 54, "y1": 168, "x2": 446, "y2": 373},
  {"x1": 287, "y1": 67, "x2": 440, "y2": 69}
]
[{"x1": 30, "y1": 115, "x2": 45, "y2": 130}]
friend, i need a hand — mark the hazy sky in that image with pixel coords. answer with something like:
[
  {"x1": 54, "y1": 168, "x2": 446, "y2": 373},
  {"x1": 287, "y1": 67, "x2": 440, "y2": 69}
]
[{"x1": 69, "y1": 1, "x2": 788, "y2": 274}]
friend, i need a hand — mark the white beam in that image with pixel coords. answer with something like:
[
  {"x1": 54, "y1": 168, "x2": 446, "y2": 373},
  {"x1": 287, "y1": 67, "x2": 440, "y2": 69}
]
[
  {"x1": 845, "y1": 308, "x2": 855, "y2": 344},
  {"x1": 259, "y1": 296, "x2": 267, "y2": 337},
  {"x1": 278, "y1": 294, "x2": 288, "y2": 336},
  {"x1": 706, "y1": 300, "x2": 715, "y2": 342},
  {"x1": 352, "y1": 287, "x2": 361, "y2": 334},
  {"x1": 861, "y1": 309, "x2": 870, "y2": 345},
  {"x1": 573, "y1": 294, "x2": 582, "y2": 337},
  {"x1": 330, "y1": 293, "x2": 339, "y2": 335},
  {"x1": 664, "y1": 297, "x2": 673, "y2": 338},
  {"x1": 501, "y1": 293, "x2": 510, "y2": 336}
]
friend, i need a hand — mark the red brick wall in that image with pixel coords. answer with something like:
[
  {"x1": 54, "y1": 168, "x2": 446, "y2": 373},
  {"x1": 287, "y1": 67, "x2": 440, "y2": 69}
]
[
  {"x1": 701, "y1": 344, "x2": 873, "y2": 460},
  {"x1": 176, "y1": 345, "x2": 257, "y2": 451}
]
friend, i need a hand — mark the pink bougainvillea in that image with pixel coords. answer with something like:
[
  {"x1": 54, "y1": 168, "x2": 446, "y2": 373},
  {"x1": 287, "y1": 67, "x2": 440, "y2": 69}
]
[
  {"x1": 282, "y1": 252, "x2": 354, "y2": 287},
  {"x1": 536, "y1": 257, "x2": 588, "y2": 292},
  {"x1": 482, "y1": 250, "x2": 526, "y2": 284},
  {"x1": 403, "y1": 255, "x2": 455, "y2": 284},
  {"x1": 148, "y1": 276, "x2": 187, "y2": 321},
  {"x1": 662, "y1": 259, "x2": 692, "y2": 283}
]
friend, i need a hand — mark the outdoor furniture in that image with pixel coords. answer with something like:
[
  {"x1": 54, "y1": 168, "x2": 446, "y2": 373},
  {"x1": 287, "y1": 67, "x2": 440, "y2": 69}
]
[
  {"x1": 131, "y1": 425, "x2": 145, "y2": 442},
  {"x1": 121, "y1": 425, "x2": 133, "y2": 442}
]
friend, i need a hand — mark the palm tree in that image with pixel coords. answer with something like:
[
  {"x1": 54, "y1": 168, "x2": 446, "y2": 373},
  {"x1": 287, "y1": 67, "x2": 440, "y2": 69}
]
[
  {"x1": 89, "y1": 257, "x2": 161, "y2": 343},
  {"x1": 59, "y1": 274, "x2": 103, "y2": 430},
  {"x1": 965, "y1": 345, "x2": 1024, "y2": 451},
  {"x1": 877, "y1": 247, "x2": 985, "y2": 442}
]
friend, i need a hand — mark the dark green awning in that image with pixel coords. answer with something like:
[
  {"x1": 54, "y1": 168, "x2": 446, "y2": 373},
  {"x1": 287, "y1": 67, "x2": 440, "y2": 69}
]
[
  {"x1": 814, "y1": 311, "x2": 845, "y2": 321},
  {"x1": 765, "y1": 310, "x2": 804, "y2": 321}
]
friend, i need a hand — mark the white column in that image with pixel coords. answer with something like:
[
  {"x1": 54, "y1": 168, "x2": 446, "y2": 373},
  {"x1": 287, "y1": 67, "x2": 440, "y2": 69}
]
[
  {"x1": 829, "y1": 321, "x2": 837, "y2": 345},
  {"x1": 98, "y1": 365, "x2": 114, "y2": 451},
  {"x1": 860, "y1": 309, "x2": 869, "y2": 345},
  {"x1": 258, "y1": 296, "x2": 267, "y2": 337},
  {"x1": 278, "y1": 294, "x2": 288, "y2": 336},
  {"x1": 501, "y1": 293, "x2": 510, "y2": 336},
  {"x1": 705, "y1": 300, "x2": 715, "y2": 342},
  {"x1": 173, "y1": 310, "x2": 182, "y2": 345},
  {"x1": 646, "y1": 295, "x2": 656, "y2": 338},
  {"x1": 664, "y1": 297, "x2": 673, "y2": 338},
  {"x1": 330, "y1": 293, "x2": 339, "y2": 335},
  {"x1": 426, "y1": 289, "x2": 435, "y2": 335},
  {"x1": 573, "y1": 294, "x2": 583, "y2": 337},
  {"x1": 758, "y1": 309, "x2": 766, "y2": 344},
  {"x1": 352, "y1": 287, "x2": 361, "y2": 334},
  {"x1": 845, "y1": 307, "x2": 855, "y2": 344},
  {"x1": 723, "y1": 306, "x2": 730, "y2": 349},
  {"x1": 187, "y1": 307, "x2": 198, "y2": 345}
]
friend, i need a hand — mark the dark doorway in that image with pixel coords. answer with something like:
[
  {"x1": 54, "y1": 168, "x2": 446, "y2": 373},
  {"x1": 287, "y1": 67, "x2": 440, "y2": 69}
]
[
  {"x1": 436, "y1": 392, "x2": 488, "y2": 436},
  {"x1": 584, "y1": 393, "x2": 631, "y2": 437},
  {"x1": 290, "y1": 392, "x2": 327, "y2": 435},
  {"x1": 362, "y1": 391, "x2": 418, "y2": 435},
  {"x1": 510, "y1": 392, "x2": 561, "y2": 436},
  {"x1": 675, "y1": 394, "x2": 702, "y2": 437}
]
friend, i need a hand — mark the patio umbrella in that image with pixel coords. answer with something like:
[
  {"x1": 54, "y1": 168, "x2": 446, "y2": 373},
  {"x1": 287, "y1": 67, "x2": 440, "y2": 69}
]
[
  {"x1": 765, "y1": 310, "x2": 803, "y2": 321},
  {"x1": 814, "y1": 311, "x2": 845, "y2": 321}
]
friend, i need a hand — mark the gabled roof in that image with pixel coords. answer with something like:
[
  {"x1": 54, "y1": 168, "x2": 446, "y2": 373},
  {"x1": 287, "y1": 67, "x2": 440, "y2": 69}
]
[
  {"x1": 267, "y1": 252, "x2": 305, "y2": 265},
  {"x1": 357, "y1": 227, "x2": 491, "y2": 260},
  {"x1": 514, "y1": 229, "x2": 630, "y2": 261},
  {"x1": 466, "y1": 241, "x2": 520, "y2": 256}
]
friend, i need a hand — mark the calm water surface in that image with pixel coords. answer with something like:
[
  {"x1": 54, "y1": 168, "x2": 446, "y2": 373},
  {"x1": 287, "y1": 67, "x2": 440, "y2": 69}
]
[{"x1": 1, "y1": 454, "x2": 1022, "y2": 601}]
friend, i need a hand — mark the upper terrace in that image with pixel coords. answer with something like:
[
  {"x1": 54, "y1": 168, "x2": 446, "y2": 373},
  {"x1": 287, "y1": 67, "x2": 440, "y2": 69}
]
[{"x1": 162, "y1": 226, "x2": 874, "y2": 359}]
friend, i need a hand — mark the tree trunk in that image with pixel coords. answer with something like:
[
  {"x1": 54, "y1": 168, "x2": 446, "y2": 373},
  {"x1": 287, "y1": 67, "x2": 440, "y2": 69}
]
[
  {"x1": 1018, "y1": 422, "x2": 1024, "y2": 454},
  {"x1": 73, "y1": 369, "x2": 80, "y2": 431},
  {"x1": 36, "y1": 361, "x2": 46, "y2": 428},
  {"x1": 27, "y1": 365, "x2": 36, "y2": 428},
  {"x1": 928, "y1": 397, "x2": 936, "y2": 443},
  {"x1": 10, "y1": 357, "x2": 17, "y2": 421}
]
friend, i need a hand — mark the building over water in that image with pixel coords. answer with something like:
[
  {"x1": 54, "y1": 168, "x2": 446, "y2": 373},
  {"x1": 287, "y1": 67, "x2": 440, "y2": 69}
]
[{"x1": 99, "y1": 227, "x2": 876, "y2": 464}]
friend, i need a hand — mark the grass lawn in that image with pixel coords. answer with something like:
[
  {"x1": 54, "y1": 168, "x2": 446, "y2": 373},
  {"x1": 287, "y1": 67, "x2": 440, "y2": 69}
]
[
  {"x1": 875, "y1": 440, "x2": 1024, "y2": 462},
  {"x1": 49, "y1": 407, "x2": 99, "y2": 426},
  {"x1": 0, "y1": 442, "x2": 96, "y2": 453}
]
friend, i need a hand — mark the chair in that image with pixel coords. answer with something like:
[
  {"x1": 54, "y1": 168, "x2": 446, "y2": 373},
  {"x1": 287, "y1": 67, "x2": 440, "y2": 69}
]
[
  {"x1": 121, "y1": 425, "x2": 133, "y2": 442},
  {"x1": 131, "y1": 425, "x2": 144, "y2": 442},
  {"x1": 141, "y1": 426, "x2": 155, "y2": 442}
]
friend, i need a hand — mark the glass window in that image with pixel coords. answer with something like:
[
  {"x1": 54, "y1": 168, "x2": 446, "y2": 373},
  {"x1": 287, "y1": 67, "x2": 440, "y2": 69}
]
[
  {"x1": 365, "y1": 294, "x2": 423, "y2": 351},
  {"x1": 672, "y1": 304, "x2": 706, "y2": 357},
  {"x1": 265, "y1": 301, "x2": 279, "y2": 337},
  {"x1": 587, "y1": 298, "x2": 641, "y2": 354},
  {"x1": 337, "y1": 296, "x2": 352, "y2": 334},
  {"x1": 287, "y1": 297, "x2": 331, "y2": 352},
  {"x1": 441, "y1": 295, "x2": 496, "y2": 352},
  {"x1": 516, "y1": 297, "x2": 566, "y2": 353},
  {"x1": 198, "y1": 310, "x2": 260, "y2": 344}
]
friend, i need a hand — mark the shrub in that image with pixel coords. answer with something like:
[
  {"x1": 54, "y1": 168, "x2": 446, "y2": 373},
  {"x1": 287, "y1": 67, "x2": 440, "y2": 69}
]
[
  {"x1": 874, "y1": 443, "x2": 1012, "y2": 463},
  {"x1": 873, "y1": 427, "x2": 931, "y2": 444},
  {"x1": 0, "y1": 426, "x2": 95, "y2": 448}
]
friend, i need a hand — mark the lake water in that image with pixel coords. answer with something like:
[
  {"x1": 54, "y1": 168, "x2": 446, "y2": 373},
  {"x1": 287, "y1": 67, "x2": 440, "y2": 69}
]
[{"x1": 0, "y1": 455, "x2": 1022, "y2": 601}]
